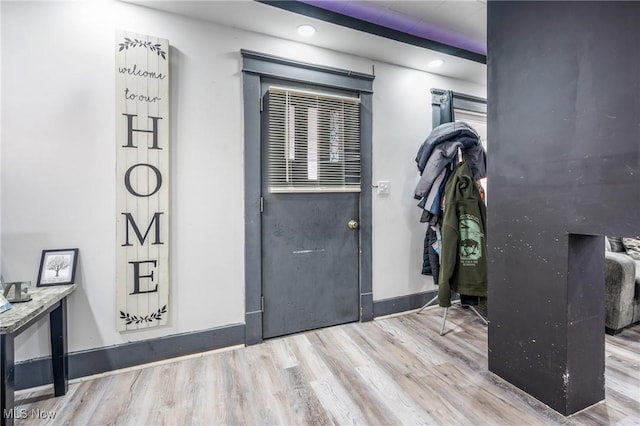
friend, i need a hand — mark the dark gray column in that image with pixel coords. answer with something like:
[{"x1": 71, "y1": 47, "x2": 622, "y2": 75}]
[{"x1": 487, "y1": 1, "x2": 640, "y2": 415}]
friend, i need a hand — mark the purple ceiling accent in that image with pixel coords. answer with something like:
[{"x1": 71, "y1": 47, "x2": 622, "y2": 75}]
[{"x1": 299, "y1": 0, "x2": 486, "y2": 55}]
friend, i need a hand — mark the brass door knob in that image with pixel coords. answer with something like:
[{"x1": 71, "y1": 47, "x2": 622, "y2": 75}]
[{"x1": 348, "y1": 219, "x2": 359, "y2": 229}]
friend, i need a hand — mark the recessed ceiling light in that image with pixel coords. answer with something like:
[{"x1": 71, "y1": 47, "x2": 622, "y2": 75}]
[
  {"x1": 297, "y1": 24, "x2": 316, "y2": 37},
  {"x1": 428, "y1": 59, "x2": 445, "y2": 68}
]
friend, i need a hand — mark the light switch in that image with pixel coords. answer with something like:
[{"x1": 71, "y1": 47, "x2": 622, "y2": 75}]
[{"x1": 377, "y1": 180, "x2": 390, "y2": 195}]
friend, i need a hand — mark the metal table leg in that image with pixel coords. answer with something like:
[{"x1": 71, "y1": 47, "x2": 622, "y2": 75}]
[
  {"x1": 1, "y1": 334, "x2": 15, "y2": 426},
  {"x1": 50, "y1": 299, "x2": 68, "y2": 397}
]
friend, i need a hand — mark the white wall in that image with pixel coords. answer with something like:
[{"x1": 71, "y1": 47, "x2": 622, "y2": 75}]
[
  {"x1": 1, "y1": 0, "x2": 485, "y2": 362},
  {"x1": 371, "y1": 63, "x2": 485, "y2": 300}
]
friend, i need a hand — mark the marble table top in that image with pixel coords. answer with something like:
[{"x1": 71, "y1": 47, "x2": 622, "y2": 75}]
[{"x1": 0, "y1": 284, "x2": 76, "y2": 334}]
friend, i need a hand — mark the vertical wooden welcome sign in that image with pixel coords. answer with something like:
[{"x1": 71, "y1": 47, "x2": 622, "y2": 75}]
[{"x1": 115, "y1": 31, "x2": 169, "y2": 331}]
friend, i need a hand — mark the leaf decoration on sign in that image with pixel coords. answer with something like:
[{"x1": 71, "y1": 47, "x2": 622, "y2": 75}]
[
  {"x1": 120, "y1": 305, "x2": 168, "y2": 325},
  {"x1": 118, "y1": 38, "x2": 167, "y2": 60}
]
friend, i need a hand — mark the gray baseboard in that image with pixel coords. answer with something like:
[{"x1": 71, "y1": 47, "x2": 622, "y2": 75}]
[
  {"x1": 15, "y1": 323, "x2": 245, "y2": 390},
  {"x1": 372, "y1": 290, "x2": 439, "y2": 318}
]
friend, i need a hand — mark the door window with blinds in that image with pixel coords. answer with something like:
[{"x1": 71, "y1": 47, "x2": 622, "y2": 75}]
[{"x1": 265, "y1": 87, "x2": 361, "y2": 193}]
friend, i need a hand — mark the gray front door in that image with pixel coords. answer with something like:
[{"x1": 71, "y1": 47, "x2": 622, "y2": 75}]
[
  {"x1": 261, "y1": 83, "x2": 361, "y2": 339},
  {"x1": 261, "y1": 192, "x2": 359, "y2": 338}
]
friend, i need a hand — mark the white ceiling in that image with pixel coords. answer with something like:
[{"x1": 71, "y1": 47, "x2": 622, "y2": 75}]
[
  {"x1": 388, "y1": 0, "x2": 486, "y2": 46},
  {"x1": 304, "y1": 0, "x2": 487, "y2": 54},
  {"x1": 126, "y1": 0, "x2": 487, "y2": 85}
]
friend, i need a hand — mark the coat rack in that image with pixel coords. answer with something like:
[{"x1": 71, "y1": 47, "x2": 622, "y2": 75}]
[
  {"x1": 417, "y1": 294, "x2": 487, "y2": 335},
  {"x1": 415, "y1": 101, "x2": 489, "y2": 336}
]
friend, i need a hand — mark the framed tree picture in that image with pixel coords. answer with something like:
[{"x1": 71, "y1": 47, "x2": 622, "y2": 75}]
[{"x1": 37, "y1": 249, "x2": 79, "y2": 286}]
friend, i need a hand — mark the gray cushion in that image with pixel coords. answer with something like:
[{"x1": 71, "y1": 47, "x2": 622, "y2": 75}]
[
  {"x1": 623, "y1": 237, "x2": 640, "y2": 260},
  {"x1": 604, "y1": 252, "x2": 637, "y2": 330},
  {"x1": 608, "y1": 236, "x2": 626, "y2": 252}
]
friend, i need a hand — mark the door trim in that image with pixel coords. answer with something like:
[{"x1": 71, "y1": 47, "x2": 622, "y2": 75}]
[
  {"x1": 241, "y1": 50, "x2": 374, "y2": 344},
  {"x1": 431, "y1": 88, "x2": 487, "y2": 127}
]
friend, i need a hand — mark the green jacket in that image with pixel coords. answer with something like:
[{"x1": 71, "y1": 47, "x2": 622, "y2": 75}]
[{"x1": 438, "y1": 162, "x2": 487, "y2": 307}]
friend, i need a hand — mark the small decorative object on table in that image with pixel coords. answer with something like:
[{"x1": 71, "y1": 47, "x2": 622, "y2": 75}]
[
  {"x1": 0, "y1": 293, "x2": 11, "y2": 314},
  {"x1": 37, "y1": 248, "x2": 79, "y2": 286},
  {"x1": 2, "y1": 281, "x2": 32, "y2": 303}
]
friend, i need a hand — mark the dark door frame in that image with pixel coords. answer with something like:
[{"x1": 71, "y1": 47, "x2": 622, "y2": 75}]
[
  {"x1": 431, "y1": 88, "x2": 487, "y2": 127},
  {"x1": 241, "y1": 50, "x2": 375, "y2": 345}
]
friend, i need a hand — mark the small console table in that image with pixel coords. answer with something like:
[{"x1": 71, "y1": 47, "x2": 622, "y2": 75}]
[{"x1": 0, "y1": 284, "x2": 76, "y2": 426}]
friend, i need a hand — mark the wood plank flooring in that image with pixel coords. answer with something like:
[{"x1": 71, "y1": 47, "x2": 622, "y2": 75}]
[{"x1": 14, "y1": 306, "x2": 640, "y2": 425}]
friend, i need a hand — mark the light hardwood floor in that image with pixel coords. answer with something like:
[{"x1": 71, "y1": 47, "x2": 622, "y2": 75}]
[{"x1": 14, "y1": 306, "x2": 640, "y2": 425}]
